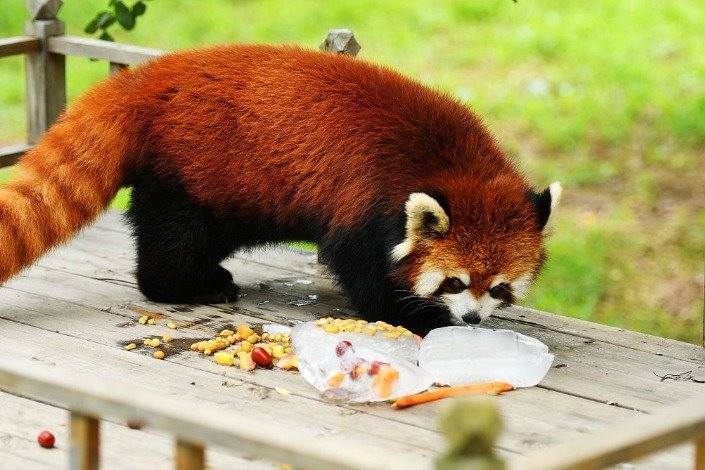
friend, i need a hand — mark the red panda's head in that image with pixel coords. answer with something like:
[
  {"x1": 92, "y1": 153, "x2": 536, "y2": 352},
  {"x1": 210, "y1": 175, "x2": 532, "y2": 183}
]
[{"x1": 390, "y1": 177, "x2": 562, "y2": 325}]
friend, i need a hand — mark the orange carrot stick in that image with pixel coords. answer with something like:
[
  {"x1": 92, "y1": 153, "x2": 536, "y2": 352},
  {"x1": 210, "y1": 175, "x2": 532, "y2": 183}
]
[{"x1": 392, "y1": 382, "x2": 514, "y2": 409}]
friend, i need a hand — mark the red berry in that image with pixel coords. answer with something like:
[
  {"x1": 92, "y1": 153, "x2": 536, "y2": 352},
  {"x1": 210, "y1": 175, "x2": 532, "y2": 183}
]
[
  {"x1": 37, "y1": 431, "x2": 55, "y2": 449},
  {"x1": 335, "y1": 340, "x2": 353, "y2": 357},
  {"x1": 367, "y1": 361, "x2": 387, "y2": 376},
  {"x1": 251, "y1": 347, "x2": 272, "y2": 368}
]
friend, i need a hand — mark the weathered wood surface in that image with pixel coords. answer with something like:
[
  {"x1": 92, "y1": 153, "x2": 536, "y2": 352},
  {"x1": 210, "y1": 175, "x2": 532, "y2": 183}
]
[
  {"x1": 1, "y1": 210, "x2": 703, "y2": 468},
  {"x1": 0, "y1": 36, "x2": 41, "y2": 58},
  {"x1": 0, "y1": 143, "x2": 32, "y2": 168},
  {"x1": 47, "y1": 36, "x2": 164, "y2": 65}
]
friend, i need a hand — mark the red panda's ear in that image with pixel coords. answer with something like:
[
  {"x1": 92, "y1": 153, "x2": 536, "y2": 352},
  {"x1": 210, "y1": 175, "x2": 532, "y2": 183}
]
[
  {"x1": 529, "y1": 182, "x2": 562, "y2": 230},
  {"x1": 391, "y1": 193, "x2": 450, "y2": 261}
]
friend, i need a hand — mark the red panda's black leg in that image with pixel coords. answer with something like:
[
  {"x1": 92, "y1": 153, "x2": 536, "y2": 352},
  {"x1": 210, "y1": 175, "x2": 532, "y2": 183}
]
[{"x1": 126, "y1": 169, "x2": 241, "y2": 304}]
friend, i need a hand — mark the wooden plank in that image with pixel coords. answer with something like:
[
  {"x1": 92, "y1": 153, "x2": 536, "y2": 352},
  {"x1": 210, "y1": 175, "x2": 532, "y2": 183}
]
[
  {"x1": 47, "y1": 36, "x2": 163, "y2": 65},
  {"x1": 24, "y1": 18, "x2": 66, "y2": 144},
  {"x1": 0, "y1": 143, "x2": 31, "y2": 168},
  {"x1": 0, "y1": 276, "x2": 694, "y2": 468},
  {"x1": 512, "y1": 396, "x2": 705, "y2": 470},
  {"x1": 697, "y1": 436, "x2": 705, "y2": 470},
  {"x1": 0, "y1": 390, "x2": 277, "y2": 469},
  {"x1": 0, "y1": 36, "x2": 41, "y2": 58},
  {"x1": 175, "y1": 440, "x2": 205, "y2": 470},
  {"x1": 12, "y1": 232, "x2": 705, "y2": 413},
  {"x1": 0, "y1": 345, "x2": 428, "y2": 470},
  {"x1": 70, "y1": 412, "x2": 100, "y2": 470}
]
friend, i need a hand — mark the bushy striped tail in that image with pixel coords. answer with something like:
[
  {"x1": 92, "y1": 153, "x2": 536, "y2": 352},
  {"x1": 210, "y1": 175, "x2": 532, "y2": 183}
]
[{"x1": 0, "y1": 73, "x2": 144, "y2": 282}]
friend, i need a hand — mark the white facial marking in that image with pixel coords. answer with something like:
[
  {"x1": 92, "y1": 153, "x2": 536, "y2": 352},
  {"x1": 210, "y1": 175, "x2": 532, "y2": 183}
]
[
  {"x1": 490, "y1": 276, "x2": 507, "y2": 288},
  {"x1": 442, "y1": 291, "x2": 502, "y2": 322},
  {"x1": 510, "y1": 273, "x2": 533, "y2": 300},
  {"x1": 414, "y1": 268, "x2": 445, "y2": 297},
  {"x1": 443, "y1": 291, "x2": 479, "y2": 320},
  {"x1": 477, "y1": 293, "x2": 503, "y2": 321}
]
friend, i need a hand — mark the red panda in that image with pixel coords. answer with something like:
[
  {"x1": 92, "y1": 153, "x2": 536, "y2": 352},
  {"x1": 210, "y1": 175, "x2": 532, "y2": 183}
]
[{"x1": 0, "y1": 45, "x2": 561, "y2": 335}]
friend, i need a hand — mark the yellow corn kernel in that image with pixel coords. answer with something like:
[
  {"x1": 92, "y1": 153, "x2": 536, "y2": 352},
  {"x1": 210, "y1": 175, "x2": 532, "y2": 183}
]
[
  {"x1": 167, "y1": 322, "x2": 176, "y2": 329},
  {"x1": 282, "y1": 334, "x2": 290, "y2": 343},
  {"x1": 197, "y1": 342, "x2": 207, "y2": 352},
  {"x1": 356, "y1": 319, "x2": 368, "y2": 325},
  {"x1": 138, "y1": 315, "x2": 149, "y2": 325},
  {"x1": 236, "y1": 325, "x2": 254, "y2": 339},
  {"x1": 214, "y1": 352, "x2": 235, "y2": 366},
  {"x1": 239, "y1": 352, "x2": 255, "y2": 371},
  {"x1": 147, "y1": 318, "x2": 156, "y2": 325},
  {"x1": 272, "y1": 344, "x2": 285, "y2": 359},
  {"x1": 236, "y1": 350, "x2": 248, "y2": 358},
  {"x1": 323, "y1": 325, "x2": 339, "y2": 334},
  {"x1": 232, "y1": 333, "x2": 241, "y2": 342},
  {"x1": 153, "y1": 350, "x2": 165, "y2": 360},
  {"x1": 143, "y1": 339, "x2": 150, "y2": 345},
  {"x1": 402, "y1": 330, "x2": 413, "y2": 336},
  {"x1": 162, "y1": 333, "x2": 173, "y2": 343},
  {"x1": 261, "y1": 333, "x2": 270, "y2": 340},
  {"x1": 315, "y1": 318, "x2": 329, "y2": 326},
  {"x1": 149, "y1": 338, "x2": 160, "y2": 347},
  {"x1": 204, "y1": 348, "x2": 212, "y2": 356},
  {"x1": 125, "y1": 343, "x2": 137, "y2": 351},
  {"x1": 190, "y1": 343, "x2": 199, "y2": 351},
  {"x1": 382, "y1": 332, "x2": 400, "y2": 339},
  {"x1": 239, "y1": 342, "x2": 252, "y2": 353},
  {"x1": 284, "y1": 347, "x2": 293, "y2": 354},
  {"x1": 219, "y1": 329, "x2": 234, "y2": 337},
  {"x1": 363, "y1": 328, "x2": 376, "y2": 336},
  {"x1": 247, "y1": 334, "x2": 260, "y2": 344}
]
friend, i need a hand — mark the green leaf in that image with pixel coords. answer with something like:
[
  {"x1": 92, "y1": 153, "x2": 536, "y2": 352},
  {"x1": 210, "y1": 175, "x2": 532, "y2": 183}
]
[
  {"x1": 96, "y1": 11, "x2": 116, "y2": 29},
  {"x1": 99, "y1": 31, "x2": 115, "y2": 42},
  {"x1": 115, "y1": 2, "x2": 136, "y2": 30},
  {"x1": 84, "y1": 16, "x2": 100, "y2": 34},
  {"x1": 132, "y1": 1, "x2": 146, "y2": 17}
]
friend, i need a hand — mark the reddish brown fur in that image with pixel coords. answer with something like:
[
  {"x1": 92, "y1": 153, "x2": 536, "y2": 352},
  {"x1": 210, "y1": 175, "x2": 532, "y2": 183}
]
[{"x1": 0, "y1": 44, "x2": 542, "y2": 293}]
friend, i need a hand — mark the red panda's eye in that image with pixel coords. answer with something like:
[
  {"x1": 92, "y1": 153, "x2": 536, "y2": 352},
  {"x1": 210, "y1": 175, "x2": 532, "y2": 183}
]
[
  {"x1": 444, "y1": 277, "x2": 466, "y2": 294},
  {"x1": 489, "y1": 283, "x2": 511, "y2": 299}
]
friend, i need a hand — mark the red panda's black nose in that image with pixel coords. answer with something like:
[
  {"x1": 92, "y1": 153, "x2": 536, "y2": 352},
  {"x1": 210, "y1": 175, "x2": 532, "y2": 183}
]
[{"x1": 462, "y1": 312, "x2": 482, "y2": 324}]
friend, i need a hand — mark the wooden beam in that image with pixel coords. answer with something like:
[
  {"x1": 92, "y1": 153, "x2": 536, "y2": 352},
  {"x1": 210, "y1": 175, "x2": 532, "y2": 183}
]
[
  {"x1": 176, "y1": 440, "x2": 206, "y2": 470},
  {"x1": 0, "y1": 143, "x2": 31, "y2": 168},
  {"x1": 70, "y1": 412, "x2": 100, "y2": 470},
  {"x1": 48, "y1": 36, "x2": 163, "y2": 65},
  {"x1": 0, "y1": 358, "x2": 414, "y2": 470},
  {"x1": 0, "y1": 36, "x2": 41, "y2": 58},
  {"x1": 697, "y1": 436, "x2": 705, "y2": 470},
  {"x1": 24, "y1": 17, "x2": 66, "y2": 144},
  {"x1": 512, "y1": 396, "x2": 705, "y2": 469}
]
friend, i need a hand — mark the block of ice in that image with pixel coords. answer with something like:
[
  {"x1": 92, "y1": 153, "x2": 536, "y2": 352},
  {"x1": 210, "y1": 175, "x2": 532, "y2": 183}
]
[
  {"x1": 291, "y1": 321, "x2": 433, "y2": 402},
  {"x1": 418, "y1": 326, "x2": 554, "y2": 387}
]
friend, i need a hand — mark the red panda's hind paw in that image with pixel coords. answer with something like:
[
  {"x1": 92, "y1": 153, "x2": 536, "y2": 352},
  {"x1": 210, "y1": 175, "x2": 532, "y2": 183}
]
[{"x1": 189, "y1": 280, "x2": 240, "y2": 304}]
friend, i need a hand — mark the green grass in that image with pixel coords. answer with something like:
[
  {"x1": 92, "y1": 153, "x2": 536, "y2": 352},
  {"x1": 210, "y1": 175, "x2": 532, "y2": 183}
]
[{"x1": 1, "y1": 0, "x2": 703, "y2": 343}]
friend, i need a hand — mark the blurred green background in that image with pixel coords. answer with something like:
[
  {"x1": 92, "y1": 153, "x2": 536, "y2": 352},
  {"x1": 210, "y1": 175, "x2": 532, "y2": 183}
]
[{"x1": 0, "y1": 1, "x2": 703, "y2": 343}]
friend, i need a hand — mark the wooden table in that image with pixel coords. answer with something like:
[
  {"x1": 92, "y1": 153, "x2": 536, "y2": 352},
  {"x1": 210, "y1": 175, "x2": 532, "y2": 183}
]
[{"x1": 1, "y1": 210, "x2": 703, "y2": 469}]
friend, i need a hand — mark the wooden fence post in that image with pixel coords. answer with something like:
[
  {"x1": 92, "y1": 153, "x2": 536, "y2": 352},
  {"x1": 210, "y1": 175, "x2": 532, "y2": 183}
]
[
  {"x1": 175, "y1": 439, "x2": 206, "y2": 470},
  {"x1": 24, "y1": 0, "x2": 66, "y2": 144},
  {"x1": 70, "y1": 411, "x2": 100, "y2": 470}
]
